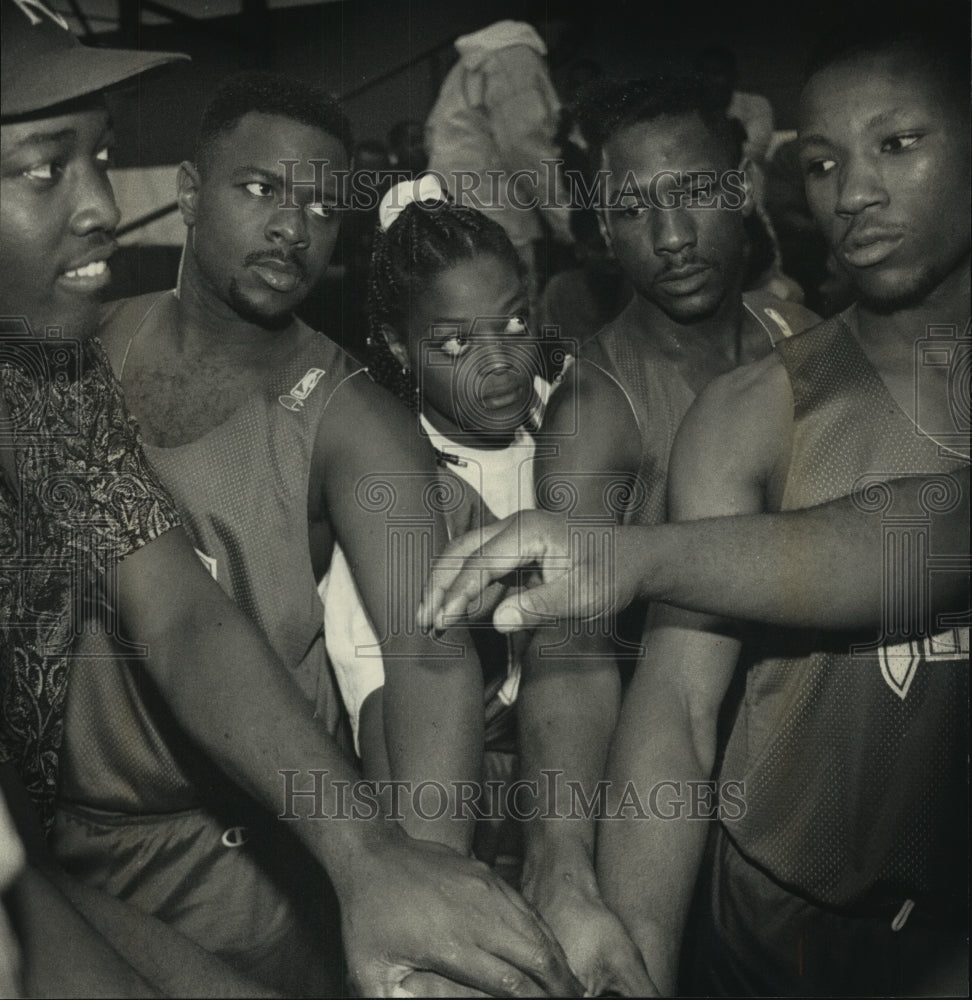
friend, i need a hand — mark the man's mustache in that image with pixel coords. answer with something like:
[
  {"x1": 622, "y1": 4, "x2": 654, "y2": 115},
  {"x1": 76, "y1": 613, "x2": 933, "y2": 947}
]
[{"x1": 243, "y1": 250, "x2": 307, "y2": 280}]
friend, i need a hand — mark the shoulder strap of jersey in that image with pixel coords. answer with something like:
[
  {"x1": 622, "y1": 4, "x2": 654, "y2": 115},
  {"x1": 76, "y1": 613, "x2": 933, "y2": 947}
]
[{"x1": 743, "y1": 289, "x2": 821, "y2": 345}]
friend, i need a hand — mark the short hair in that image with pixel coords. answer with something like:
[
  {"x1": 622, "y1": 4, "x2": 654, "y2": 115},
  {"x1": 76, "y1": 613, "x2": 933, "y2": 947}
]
[
  {"x1": 576, "y1": 74, "x2": 742, "y2": 169},
  {"x1": 805, "y1": 0, "x2": 968, "y2": 95},
  {"x1": 367, "y1": 199, "x2": 523, "y2": 410},
  {"x1": 194, "y1": 71, "x2": 353, "y2": 171}
]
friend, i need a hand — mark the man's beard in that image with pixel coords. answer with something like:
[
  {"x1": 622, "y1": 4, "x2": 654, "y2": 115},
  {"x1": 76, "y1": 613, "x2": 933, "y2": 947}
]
[{"x1": 854, "y1": 252, "x2": 971, "y2": 316}]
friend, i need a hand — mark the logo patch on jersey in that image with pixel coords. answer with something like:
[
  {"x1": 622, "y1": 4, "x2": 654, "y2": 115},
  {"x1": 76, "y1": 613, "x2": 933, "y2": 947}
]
[
  {"x1": 879, "y1": 627, "x2": 969, "y2": 699},
  {"x1": 220, "y1": 826, "x2": 249, "y2": 848},
  {"x1": 194, "y1": 547, "x2": 217, "y2": 581},
  {"x1": 279, "y1": 367, "x2": 326, "y2": 412}
]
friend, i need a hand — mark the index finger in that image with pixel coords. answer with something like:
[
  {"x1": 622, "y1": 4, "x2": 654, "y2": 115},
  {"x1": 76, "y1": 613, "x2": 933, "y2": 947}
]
[
  {"x1": 417, "y1": 515, "x2": 519, "y2": 631},
  {"x1": 427, "y1": 531, "x2": 551, "y2": 634}
]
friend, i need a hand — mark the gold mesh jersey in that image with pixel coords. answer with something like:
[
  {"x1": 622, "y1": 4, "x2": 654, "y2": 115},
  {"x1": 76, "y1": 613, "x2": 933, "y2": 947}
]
[{"x1": 721, "y1": 311, "x2": 969, "y2": 918}]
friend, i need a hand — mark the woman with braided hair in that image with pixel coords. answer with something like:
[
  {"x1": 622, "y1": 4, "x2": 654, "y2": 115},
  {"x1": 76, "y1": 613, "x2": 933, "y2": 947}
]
[{"x1": 321, "y1": 175, "x2": 567, "y2": 876}]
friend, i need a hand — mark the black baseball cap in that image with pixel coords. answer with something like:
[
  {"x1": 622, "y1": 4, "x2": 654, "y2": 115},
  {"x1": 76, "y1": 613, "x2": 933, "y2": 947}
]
[{"x1": 2, "y1": 0, "x2": 188, "y2": 120}]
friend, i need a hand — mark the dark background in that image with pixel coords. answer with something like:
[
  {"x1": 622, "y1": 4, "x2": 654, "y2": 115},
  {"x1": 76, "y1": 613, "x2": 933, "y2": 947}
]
[{"x1": 100, "y1": 0, "x2": 867, "y2": 166}]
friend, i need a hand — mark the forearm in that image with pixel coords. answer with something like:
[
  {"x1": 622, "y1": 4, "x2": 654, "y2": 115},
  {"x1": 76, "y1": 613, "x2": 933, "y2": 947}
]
[
  {"x1": 14, "y1": 864, "x2": 162, "y2": 998},
  {"x1": 41, "y1": 866, "x2": 275, "y2": 997},
  {"x1": 1, "y1": 766, "x2": 160, "y2": 997},
  {"x1": 519, "y1": 630, "x2": 620, "y2": 892},
  {"x1": 381, "y1": 642, "x2": 483, "y2": 853},
  {"x1": 597, "y1": 686, "x2": 716, "y2": 994},
  {"x1": 628, "y1": 470, "x2": 970, "y2": 630},
  {"x1": 166, "y1": 614, "x2": 385, "y2": 890},
  {"x1": 625, "y1": 510, "x2": 861, "y2": 626},
  {"x1": 117, "y1": 526, "x2": 584, "y2": 998}
]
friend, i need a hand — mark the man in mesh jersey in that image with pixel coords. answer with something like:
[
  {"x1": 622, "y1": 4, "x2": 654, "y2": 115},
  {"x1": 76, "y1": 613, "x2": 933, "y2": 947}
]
[
  {"x1": 509, "y1": 73, "x2": 819, "y2": 994},
  {"x1": 598, "y1": 7, "x2": 969, "y2": 995}
]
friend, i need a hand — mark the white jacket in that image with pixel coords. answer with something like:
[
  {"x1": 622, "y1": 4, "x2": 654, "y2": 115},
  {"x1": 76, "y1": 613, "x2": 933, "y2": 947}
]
[{"x1": 425, "y1": 20, "x2": 571, "y2": 246}]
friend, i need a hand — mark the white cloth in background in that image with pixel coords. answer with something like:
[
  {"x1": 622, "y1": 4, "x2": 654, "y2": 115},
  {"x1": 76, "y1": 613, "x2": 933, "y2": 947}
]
[
  {"x1": 425, "y1": 20, "x2": 571, "y2": 248},
  {"x1": 728, "y1": 91, "x2": 775, "y2": 163}
]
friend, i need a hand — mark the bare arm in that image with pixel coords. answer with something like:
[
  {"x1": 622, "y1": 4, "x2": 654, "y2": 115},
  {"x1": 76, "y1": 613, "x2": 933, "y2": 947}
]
[
  {"x1": 597, "y1": 605, "x2": 741, "y2": 994},
  {"x1": 1, "y1": 764, "x2": 158, "y2": 1000},
  {"x1": 597, "y1": 361, "x2": 782, "y2": 992},
  {"x1": 318, "y1": 374, "x2": 483, "y2": 853},
  {"x1": 519, "y1": 363, "x2": 654, "y2": 995},
  {"x1": 420, "y1": 467, "x2": 970, "y2": 634},
  {"x1": 13, "y1": 866, "x2": 163, "y2": 999},
  {"x1": 2, "y1": 764, "x2": 267, "y2": 998},
  {"x1": 635, "y1": 466, "x2": 969, "y2": 629},
  {"x1": 421, "y1": 353, "x2": 967, "y2": 635}
]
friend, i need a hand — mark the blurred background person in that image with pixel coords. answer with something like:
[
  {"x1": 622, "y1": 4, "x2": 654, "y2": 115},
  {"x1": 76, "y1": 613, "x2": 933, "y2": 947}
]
[
  {"x1": 387, "y1": 118, "x2": 427, "y2": 176},
  {"x1": 425, "y1": 18, "x2": 573, "y2": 310}
]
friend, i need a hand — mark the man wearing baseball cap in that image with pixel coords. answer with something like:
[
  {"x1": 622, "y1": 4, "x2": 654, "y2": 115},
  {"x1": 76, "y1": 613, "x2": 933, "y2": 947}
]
[
  {"x1": 1, "y1": 3, "x2": 583, "y2": 996},
  {"x1": 0, "y1": 0, "x2": 187, "y2": 340}
]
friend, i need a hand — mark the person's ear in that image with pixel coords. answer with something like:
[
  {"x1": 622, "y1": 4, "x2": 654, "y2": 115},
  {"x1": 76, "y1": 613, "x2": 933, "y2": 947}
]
[
  {"x1": 177, "y1": 161, "x2": 201, "y2": 227},
  {"x1": 380, "y1": 323, "x2": 411, "y2": 371},
  {"x1": 735, "y1": 156, "x2": 756, "y2": 219}
]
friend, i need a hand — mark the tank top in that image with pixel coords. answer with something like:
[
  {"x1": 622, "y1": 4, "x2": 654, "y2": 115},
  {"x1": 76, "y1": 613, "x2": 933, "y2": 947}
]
[
  {"x1": 721, "y1": 311, "x2": 969, "y2": 917},
  {"x1": 581, "y1": 290, "x2": 817, "y2": 525},
  {"x1": 59, "y1": 291, "x2": 367, "y2": 813}
]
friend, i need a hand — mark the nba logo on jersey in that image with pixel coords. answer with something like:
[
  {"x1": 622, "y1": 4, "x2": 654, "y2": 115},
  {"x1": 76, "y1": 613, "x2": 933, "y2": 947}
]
[
  {"x1": 279, "y1": 368, "x2": 326, "y2": 412},
  {"x1": 879, "y1": 627, "x2": 969, "y2": 699}
]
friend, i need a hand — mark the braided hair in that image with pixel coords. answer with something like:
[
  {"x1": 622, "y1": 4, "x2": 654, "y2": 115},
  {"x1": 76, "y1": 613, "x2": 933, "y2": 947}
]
[{"x1": 367, "y1": 197, "x2": 524, "y2": 411}]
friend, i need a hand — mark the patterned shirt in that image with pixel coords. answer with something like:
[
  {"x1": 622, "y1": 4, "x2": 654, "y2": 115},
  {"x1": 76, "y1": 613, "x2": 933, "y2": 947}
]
[{"x1": 1, "y1": 324, "x2": 180, "y2": 830}]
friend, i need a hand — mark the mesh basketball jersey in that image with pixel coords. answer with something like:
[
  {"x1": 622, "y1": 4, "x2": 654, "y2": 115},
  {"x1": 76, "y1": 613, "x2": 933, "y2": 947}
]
[
  {"x1": 58, "y1": 292, "x2": 367, "y2": 812},
  {"x1": 581, "y1": 290, "x2": 818, "y2": 525},
  {"x1": 721, "y1": 312, "x2": 969, "y2": 916}
]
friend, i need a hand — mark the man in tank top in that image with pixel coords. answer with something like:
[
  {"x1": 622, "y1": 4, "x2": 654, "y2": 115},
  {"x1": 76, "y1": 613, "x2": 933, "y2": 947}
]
[
  {"x1": 512, "y1": 73, "x2": 820, "y2": 993},
  {"x1": 48, "y1": 71, "x2": 581, "y2": 997},
  {"x1": 599, "y1": 7, "x2": 969, "y2": 994}
]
